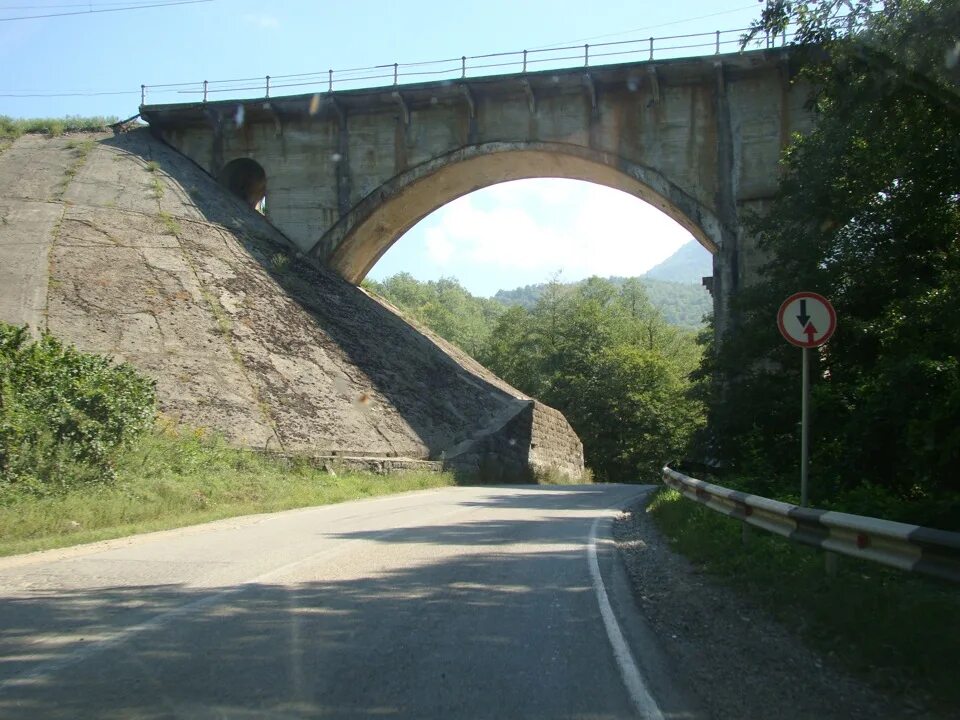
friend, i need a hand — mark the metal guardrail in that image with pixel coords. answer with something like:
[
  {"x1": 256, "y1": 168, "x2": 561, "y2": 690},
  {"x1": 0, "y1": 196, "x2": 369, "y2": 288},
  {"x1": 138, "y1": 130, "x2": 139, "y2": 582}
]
[
  {"x1": 662, "y1": 466, "x2": 960, "y2": 583},
  {"x1": 139, "y1": 24, "x2": 795, "y2": 105}
]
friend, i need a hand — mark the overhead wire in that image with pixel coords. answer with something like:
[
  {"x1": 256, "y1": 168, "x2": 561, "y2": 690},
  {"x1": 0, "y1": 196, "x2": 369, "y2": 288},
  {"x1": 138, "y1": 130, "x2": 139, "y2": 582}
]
[{"x1": 0, "y1": 0, "x2": 212, "y2": 21}]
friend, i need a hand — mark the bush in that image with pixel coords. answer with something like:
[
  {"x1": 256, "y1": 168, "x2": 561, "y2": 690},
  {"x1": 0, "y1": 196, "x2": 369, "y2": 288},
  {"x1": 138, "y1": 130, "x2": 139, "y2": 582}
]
[{"x1": 0, "y1": 324, "x2": 156, "y2": 499}]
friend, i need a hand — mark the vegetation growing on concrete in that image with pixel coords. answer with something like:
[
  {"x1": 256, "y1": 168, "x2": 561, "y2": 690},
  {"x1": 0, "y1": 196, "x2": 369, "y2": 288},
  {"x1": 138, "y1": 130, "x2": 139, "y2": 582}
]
[
  {"x1": 58, "y1": 138, "x2": 96, "y2": 195},
  {"x1": 0, "y1": 115, "x2": 117, "y2": 139},
  {"x1": 157, "y1": 211, "x2": 179, "y2": 235},
  {"x1": 648, "y1": 486, "x2": 960, "y2": 715}
]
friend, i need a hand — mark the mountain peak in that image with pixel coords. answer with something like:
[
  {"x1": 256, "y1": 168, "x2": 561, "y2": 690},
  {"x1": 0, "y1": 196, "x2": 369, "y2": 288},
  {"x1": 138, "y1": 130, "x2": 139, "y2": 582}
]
[{"x1": 642, "y1": 240, "x2": 712, "y2": 284}]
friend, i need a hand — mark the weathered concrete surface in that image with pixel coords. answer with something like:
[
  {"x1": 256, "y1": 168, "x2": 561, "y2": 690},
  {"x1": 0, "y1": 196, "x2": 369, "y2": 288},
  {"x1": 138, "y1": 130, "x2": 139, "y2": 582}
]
[
  {"x1": 142, "y1": 48, "x2": 815, "y2": 338},
  {"x1": 0, "y1": 129, "x2": 583, "y2": 478}
]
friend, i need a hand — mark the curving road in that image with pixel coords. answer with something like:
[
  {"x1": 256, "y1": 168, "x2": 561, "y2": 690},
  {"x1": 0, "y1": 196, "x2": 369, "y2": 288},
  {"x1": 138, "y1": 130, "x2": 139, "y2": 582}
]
[{"x1": 0, "y1": 485, "x2": 700, "y2": 719}]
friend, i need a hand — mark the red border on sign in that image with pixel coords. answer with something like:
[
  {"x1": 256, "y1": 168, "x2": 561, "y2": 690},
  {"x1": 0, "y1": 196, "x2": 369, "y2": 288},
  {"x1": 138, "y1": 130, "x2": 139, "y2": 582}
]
[{"x1": 777, "y1": 291, "x2": 837, "y2": 348}]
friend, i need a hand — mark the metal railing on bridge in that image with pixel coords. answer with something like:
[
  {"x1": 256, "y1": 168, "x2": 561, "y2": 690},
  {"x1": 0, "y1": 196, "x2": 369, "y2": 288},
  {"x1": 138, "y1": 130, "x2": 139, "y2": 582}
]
[{"x1": 139, "y1": 24, "x2": 795, "y2": 105}]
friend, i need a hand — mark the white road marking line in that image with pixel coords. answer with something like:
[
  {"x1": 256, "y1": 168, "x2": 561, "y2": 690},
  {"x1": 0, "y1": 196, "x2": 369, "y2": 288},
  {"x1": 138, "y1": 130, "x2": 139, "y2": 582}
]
[{"x1": 588, "y1": 512, "x2": 665, "y2": 720}]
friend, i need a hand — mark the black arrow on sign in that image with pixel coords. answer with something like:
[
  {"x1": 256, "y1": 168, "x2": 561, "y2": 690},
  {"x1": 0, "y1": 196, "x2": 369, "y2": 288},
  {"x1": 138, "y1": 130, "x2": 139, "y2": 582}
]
[{"x1": 796, "y1": 299, "x2": 810, "y2": 328}]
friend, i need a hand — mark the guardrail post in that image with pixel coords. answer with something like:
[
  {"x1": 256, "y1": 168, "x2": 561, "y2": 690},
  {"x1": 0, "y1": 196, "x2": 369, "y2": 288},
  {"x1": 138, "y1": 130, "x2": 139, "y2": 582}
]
[
  {"x1": 825, "y1": 551, "x2": 840, "y2": 577},
  {"x1": 265, "y1": 76, "x2": 270, "y2": 98},
  {"x1": 715, "y1": 30, "x2": 720, "y2": 54},
  {"x1": 393, "y1": 63, "x2": 398, "y2": 85},
  {"x1": 461, "y1": 56, "x2": 466, "y2": 79},
  {"x1": 584, "y1": 43, "x2": 589, "y2": 66},
  {"x1": 202, "y1": 80, "x2": 208, "y2": 103},
  {"x1": 648, "y1": 36, "x2": 654, "y2": 60},
  {"x1": 741, "y1": 521, "x2": 751, "y2": 546},
  {"x1": 328, "y1": 69, "x2": 333, "y2": 92},
  {"x1": 523, "y1": 49, "x2": 527, "y2": 73},
  {"x1": 140, "y1": 84, "x2": 145, "y2": 105}
]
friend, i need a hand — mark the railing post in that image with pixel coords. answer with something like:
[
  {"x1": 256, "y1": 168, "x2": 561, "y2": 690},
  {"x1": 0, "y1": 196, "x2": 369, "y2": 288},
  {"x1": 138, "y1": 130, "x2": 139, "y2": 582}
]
[
  {"x1": 523, "y1": 49, "x2": 527, "y2": 73},
  {"x1": 393, "y1": 63, "x2": 398, "y2": 85},
  {"x1": 461, "y1": 55, "x2": 466, "y2": 79},
  {"x1": 140, "y1": 84, "x2": 145, "y2": 105},
  {"x1": 202, "y1": 80, "x2": 208, "y2": 103},
  {"x1": 328, "y1": 69, "x2": 333, "y2": 92},
  {"x1": 648, "y1": 36, "x2": 654, "y2": 60},
  {"x1": 265, "y1": 75, "x2": 270, "y2": 98},
  {"x1": 584, "y1": 43, "x2": 589, "y2": 66},
  {"x1": 715, "y1": 30, "x2": 720, "y2": 54},
  {"x1": 825, "y1": 551, "x2": 840, "y2": 577}
]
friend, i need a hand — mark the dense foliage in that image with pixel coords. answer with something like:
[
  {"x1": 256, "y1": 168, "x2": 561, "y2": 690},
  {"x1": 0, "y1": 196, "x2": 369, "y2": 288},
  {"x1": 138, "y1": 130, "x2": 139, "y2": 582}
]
[
  {"x1": 370, "y1": 274, "x2": 704, "y2": 482},
  {"x1": 364, "y1": 274, "x2": 506, "y2": 357},
  {"x1": 494, "y1": 276, "x2": 711, "y2": 329},
  {"x1": 705, "y1": 0, "x2": 960, "y2": 526},
  {"x1": 0, "y1": 323, "x2": 156, "y2": 498},
  {"x1": 483, "y1": 278, "x2": 703, "y2": 481}
]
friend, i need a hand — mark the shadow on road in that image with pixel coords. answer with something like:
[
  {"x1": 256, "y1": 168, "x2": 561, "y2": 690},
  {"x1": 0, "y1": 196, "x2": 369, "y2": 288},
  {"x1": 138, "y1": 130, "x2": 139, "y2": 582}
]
[{"x1": 0, "y1": 547, "x2": 622, "y2": 718}]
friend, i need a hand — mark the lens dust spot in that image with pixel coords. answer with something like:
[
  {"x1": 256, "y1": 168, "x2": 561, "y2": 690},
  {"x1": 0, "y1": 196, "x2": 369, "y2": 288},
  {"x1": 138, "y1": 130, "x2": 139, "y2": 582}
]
[{"x1": 946, "y1": 42, "x2": 960, "y2": 69}]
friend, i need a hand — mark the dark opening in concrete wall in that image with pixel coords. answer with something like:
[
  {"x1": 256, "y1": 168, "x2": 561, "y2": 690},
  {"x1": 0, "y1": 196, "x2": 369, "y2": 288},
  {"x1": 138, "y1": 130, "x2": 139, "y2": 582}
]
[{"x1": 219, "y1": 158, "x2": 267, "y2": 211}]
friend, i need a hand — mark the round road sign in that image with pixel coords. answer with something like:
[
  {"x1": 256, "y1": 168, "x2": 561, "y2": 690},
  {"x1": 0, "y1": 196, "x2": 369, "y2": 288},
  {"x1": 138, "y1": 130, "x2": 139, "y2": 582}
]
[{"x1": 777, "y1": 292, "x2": 836, "y2": 348}]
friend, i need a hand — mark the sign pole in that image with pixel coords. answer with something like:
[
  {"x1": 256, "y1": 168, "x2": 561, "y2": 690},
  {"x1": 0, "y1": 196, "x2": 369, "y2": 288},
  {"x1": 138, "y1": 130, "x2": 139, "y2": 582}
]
[
  {"x1": 778, "y1": 291, "x2": 836, "y2": 509},
  {"x1": 800, "y1": 347, "x2": 809, "y2": 507}
]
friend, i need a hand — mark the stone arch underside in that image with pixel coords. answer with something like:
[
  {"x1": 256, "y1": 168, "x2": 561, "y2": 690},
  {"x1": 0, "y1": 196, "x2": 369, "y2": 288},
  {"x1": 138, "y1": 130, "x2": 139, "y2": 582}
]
[{"x1": 309, "y1": 142, "x2": 724, "y2": 285}]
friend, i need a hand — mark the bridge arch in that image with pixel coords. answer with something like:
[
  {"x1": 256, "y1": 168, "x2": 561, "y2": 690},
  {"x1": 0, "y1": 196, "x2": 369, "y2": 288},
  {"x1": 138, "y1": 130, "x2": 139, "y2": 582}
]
[{"x1": 309, "y1": 142, "x2": 725, "y2": 284}]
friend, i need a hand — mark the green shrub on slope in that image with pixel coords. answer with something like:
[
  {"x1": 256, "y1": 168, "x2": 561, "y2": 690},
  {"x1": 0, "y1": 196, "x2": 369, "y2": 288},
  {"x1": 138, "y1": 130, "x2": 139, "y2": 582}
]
[{"x1": 0, "y1": 323, "x2": 156, "y2": 498}]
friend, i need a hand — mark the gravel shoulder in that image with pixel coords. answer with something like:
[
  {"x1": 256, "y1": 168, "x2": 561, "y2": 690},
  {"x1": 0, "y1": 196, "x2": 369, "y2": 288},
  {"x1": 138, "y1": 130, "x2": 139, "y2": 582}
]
[{"x1": 613, "y1": 498, "x2": 940, "y2": 720}]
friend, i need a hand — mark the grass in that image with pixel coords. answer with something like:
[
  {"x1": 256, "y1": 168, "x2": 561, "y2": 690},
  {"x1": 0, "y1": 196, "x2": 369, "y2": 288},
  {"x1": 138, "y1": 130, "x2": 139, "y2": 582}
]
[
  {"x1": 0, "y1": 115, "x2": 117, "y2": 140},
  {"x1": 157, "y1": 211, "x2": 179, "y2": 236},
  {"x1": 57, "y1": 138, "x2": 97, "y2": 196},
  {"x1": 648, "y1": 487, "x2": 960, "y2": 714},
  {"x1": 150, "y1": 176, "x2": 165, "y2": 200},
  {"x1": 145, "y1": 160, "x2": 159, "y2": 173},
  {"x1": 0, "y1": 424, "x2": 457, "y2": 558},
  {"x1": 269, "y1": 252, "x2": 290, "y2": 273}
]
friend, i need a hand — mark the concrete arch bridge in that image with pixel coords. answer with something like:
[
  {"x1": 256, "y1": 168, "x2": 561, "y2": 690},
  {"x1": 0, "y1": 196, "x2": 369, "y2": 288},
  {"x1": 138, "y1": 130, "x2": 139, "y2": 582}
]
[{"x1": 142, "y1": 47, "x2": 813, "y2": 337}]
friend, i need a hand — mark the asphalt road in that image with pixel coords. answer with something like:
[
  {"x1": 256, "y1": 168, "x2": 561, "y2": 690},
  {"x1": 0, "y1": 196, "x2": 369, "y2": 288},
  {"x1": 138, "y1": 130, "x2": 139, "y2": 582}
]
[{"x1": 0, "y1": 484, "x2": 700, "y2": 719}]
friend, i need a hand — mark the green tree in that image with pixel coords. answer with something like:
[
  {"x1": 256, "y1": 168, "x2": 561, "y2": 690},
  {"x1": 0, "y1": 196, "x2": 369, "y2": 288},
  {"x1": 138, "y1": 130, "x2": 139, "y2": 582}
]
[
  {"x1": 366, "y1": 273, "x2": 504, "y2": 357},
  {"x1": 708, "y1": 0, "x2": 960, "y2": 523}
]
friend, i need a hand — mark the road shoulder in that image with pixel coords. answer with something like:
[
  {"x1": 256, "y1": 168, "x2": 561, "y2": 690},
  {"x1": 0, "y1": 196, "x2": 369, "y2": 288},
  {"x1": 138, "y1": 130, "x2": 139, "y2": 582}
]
[{"x1": 613, "y1": 497, "x2": 935, "y2": 720}]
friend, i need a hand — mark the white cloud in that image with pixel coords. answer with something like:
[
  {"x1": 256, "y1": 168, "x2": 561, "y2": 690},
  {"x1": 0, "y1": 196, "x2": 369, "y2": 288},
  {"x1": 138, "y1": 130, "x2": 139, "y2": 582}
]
[
  {"x1": 243, "y1": 13, "x2": 279, "y2": 29},
  {"x1": 411, "y1": 179, "x2": 694, "y2": 280},
  {"x1": 424, "y1": 227, "x2": 455, "y2": 265}
]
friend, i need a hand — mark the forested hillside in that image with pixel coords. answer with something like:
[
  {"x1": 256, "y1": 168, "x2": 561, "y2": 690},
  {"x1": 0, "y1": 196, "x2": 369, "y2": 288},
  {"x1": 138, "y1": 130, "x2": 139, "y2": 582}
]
[
  {"x1": 494, "y1": 275, "x2": 711, "y2": 328},
  {"x1": 642, "y1": 239, "x2": 712, "y2": 283},
  {"x1": 365, "y1": 274, "x2": 705, "y2": 481}
]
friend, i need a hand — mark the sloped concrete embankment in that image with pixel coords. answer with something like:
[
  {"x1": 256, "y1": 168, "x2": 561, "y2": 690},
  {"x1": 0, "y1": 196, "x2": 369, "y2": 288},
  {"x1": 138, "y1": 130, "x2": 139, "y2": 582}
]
[{"x1": 0, "y1": 128, "x2": 583, "y2": 479}]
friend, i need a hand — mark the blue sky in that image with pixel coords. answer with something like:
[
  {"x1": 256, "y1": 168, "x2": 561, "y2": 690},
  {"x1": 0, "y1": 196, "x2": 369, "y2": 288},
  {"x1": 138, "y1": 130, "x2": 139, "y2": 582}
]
[{"x1": 1, "y1": 0, "x2": 760, "y2": 296}]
